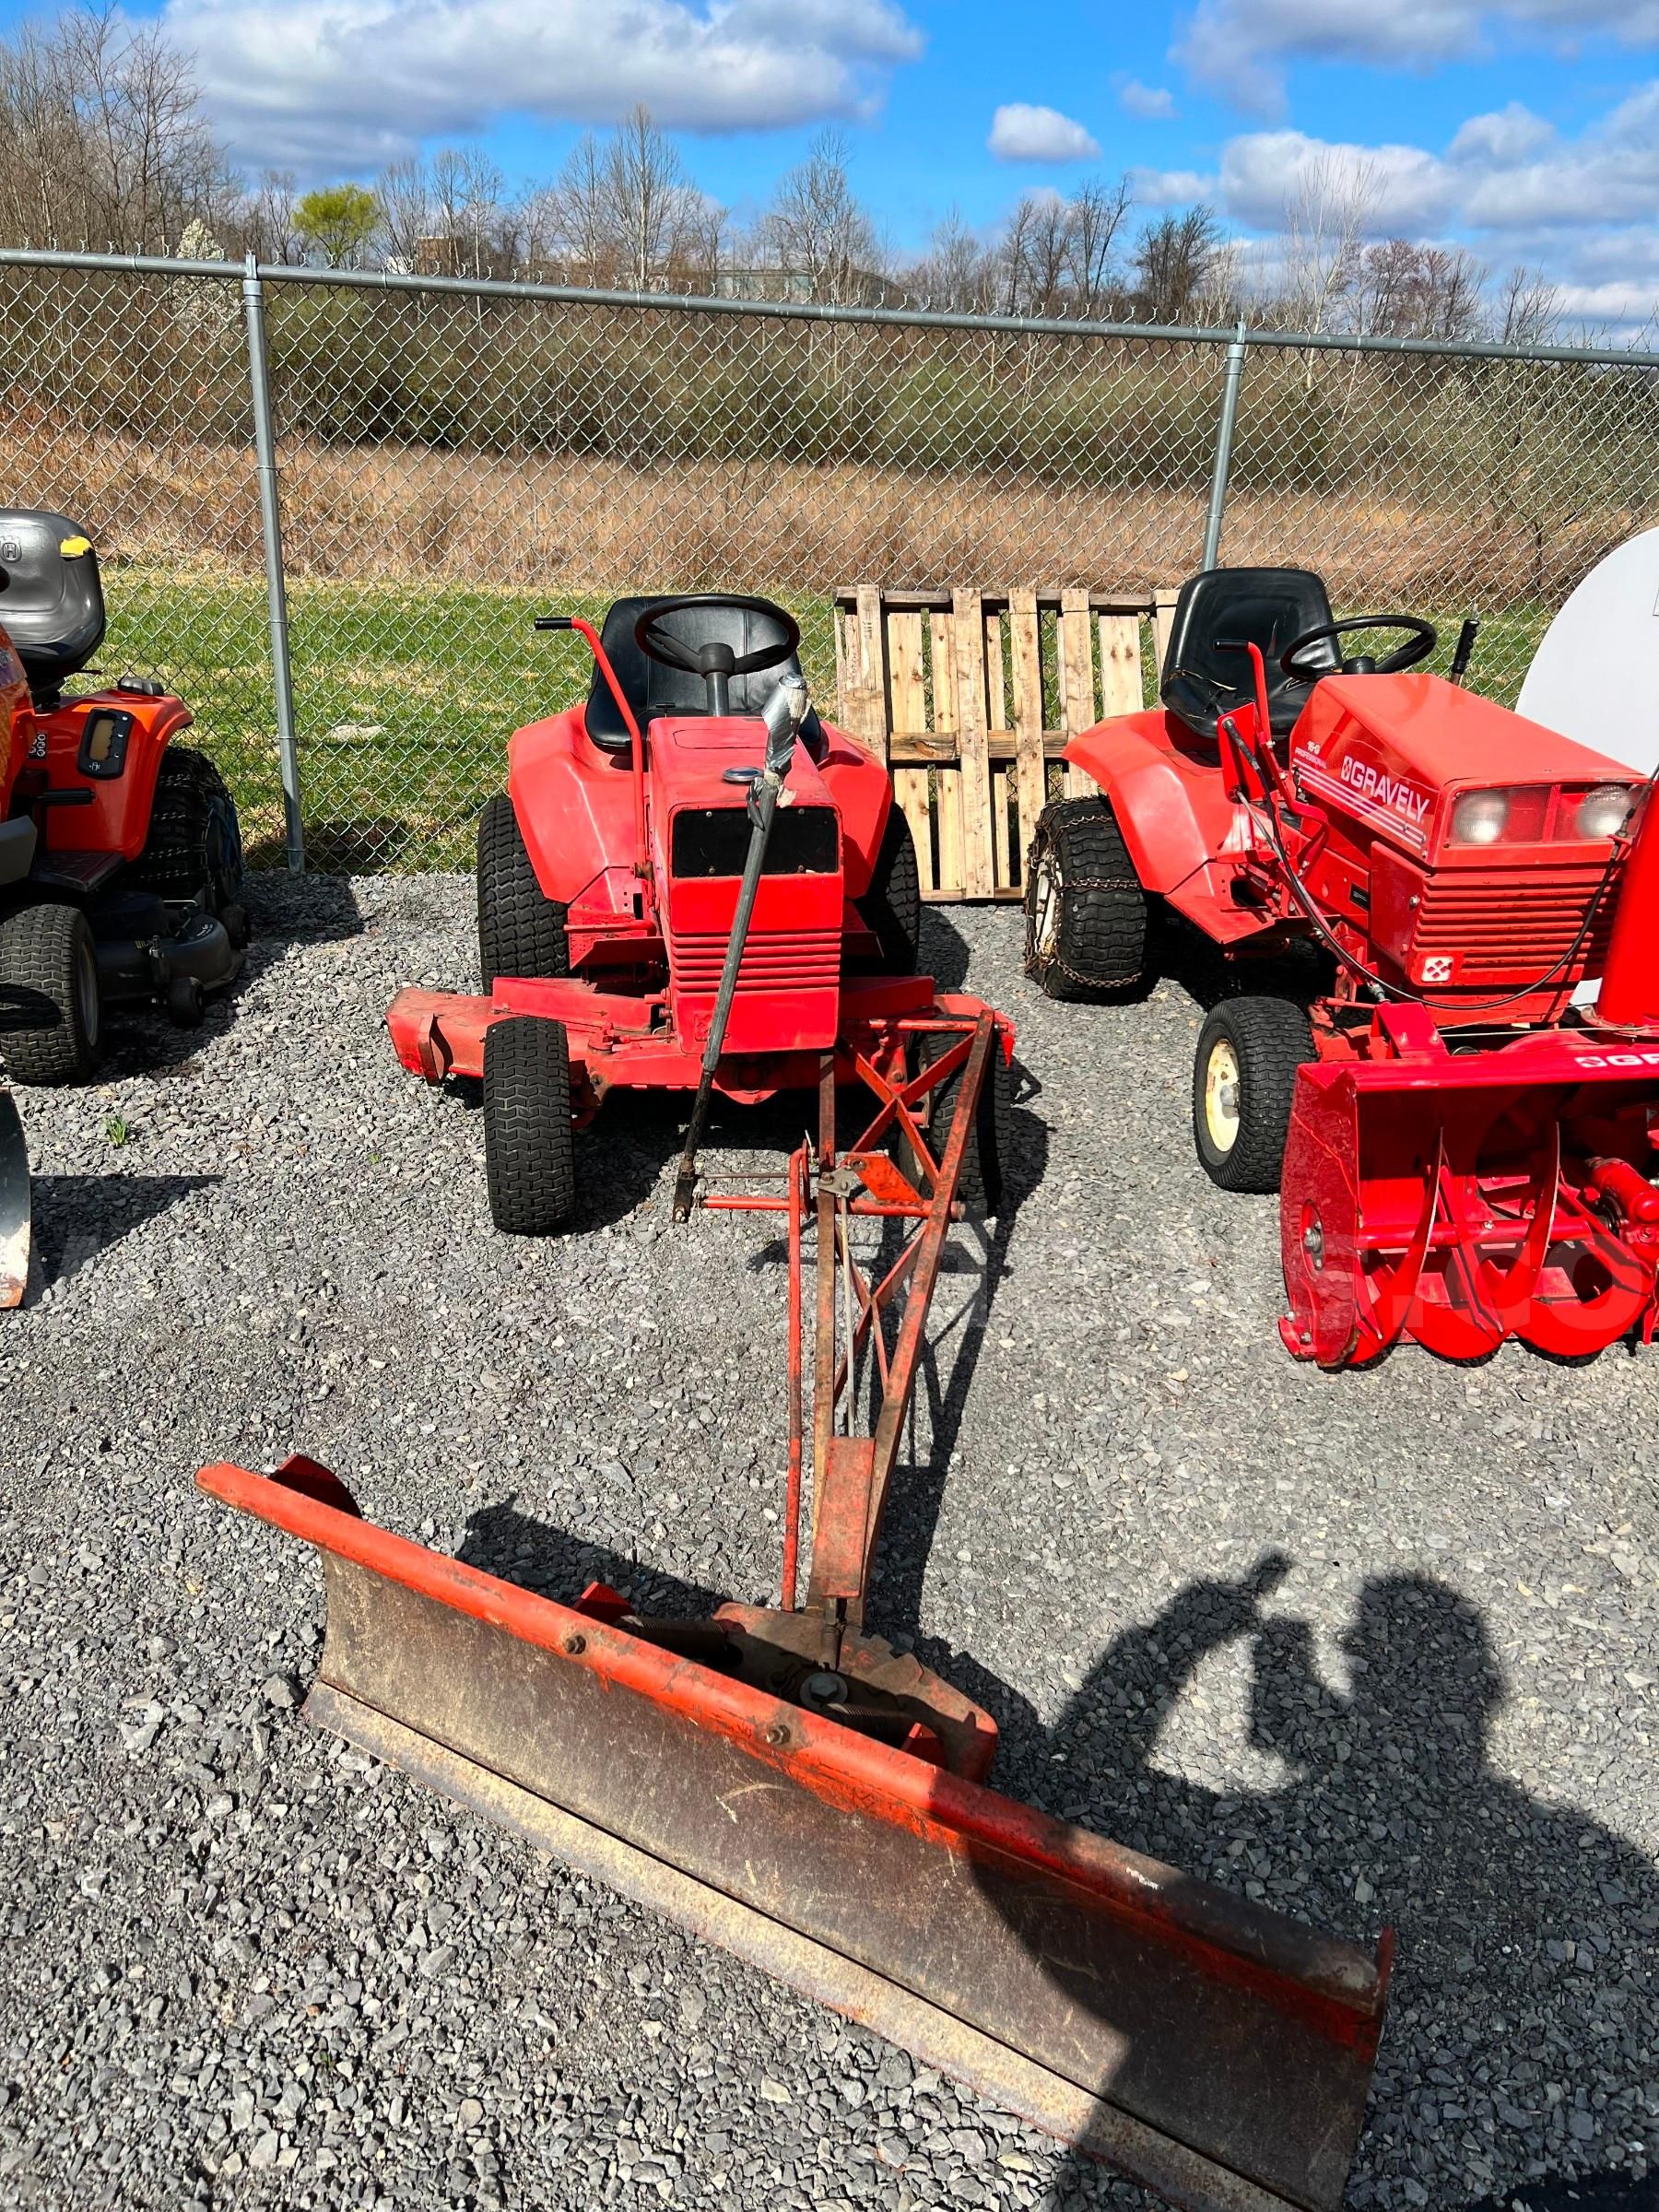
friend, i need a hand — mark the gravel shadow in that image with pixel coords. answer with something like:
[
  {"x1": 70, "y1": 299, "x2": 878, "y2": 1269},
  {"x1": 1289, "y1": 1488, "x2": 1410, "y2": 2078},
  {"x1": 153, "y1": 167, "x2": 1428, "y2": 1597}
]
[
  {"x1": 982, "y1": 1561, "x2": 1659, "y2": 2210},
  {"x1": 21, "y1": 1171, "x2": 219, "y2": 1302}
]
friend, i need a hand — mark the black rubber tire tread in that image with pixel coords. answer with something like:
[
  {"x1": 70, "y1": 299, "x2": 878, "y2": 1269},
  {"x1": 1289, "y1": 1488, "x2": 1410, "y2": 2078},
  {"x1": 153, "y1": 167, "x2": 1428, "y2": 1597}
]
[
  {"x1": 901, "y1": 1030, "x2": 1012, "y2": 1217},
  {"x1": 1023, "y1": 795, "x2": 1150, "y2": 1002},
  {"x1": 1192, "y1": 996, "x2": 1315, "y2": 1194},
  {"x1": 0, "y1": 901, "x2": 101, "y2": 1085},
  {"x1": 858, "y1": 802, "x2": 922, "y2": 975},
  {"x1": 132, "y1": 747, "x2": 243, "y2": 910},
  {"x1": 483, "y1": 1016, "x2": 577, "y2": 1235},
  {"x1": 477, "y1": 794, "x2": 569, "y2": 991}
]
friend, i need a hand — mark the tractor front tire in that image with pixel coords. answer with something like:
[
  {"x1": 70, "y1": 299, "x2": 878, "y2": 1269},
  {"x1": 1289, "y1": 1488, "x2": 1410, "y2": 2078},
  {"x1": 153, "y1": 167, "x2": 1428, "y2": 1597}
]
[
  {"x1": 1193, "y1": 997, "x2": 1314, "y2": 1194},
  {"x1": 1023, "y1": 795, "x2": 1151, "y2": 1002},
  {"x1": 477, "y1": 794, "x2": 569, "y2": 991},
  {"x1": 858, "y1": 802, "x2": 922, "y2": 975},
  {"x1": 900, "y1": 1029, "x2": 1013, "y2": 1217},
  {"x1": 483, "y1": 1015, "x2": 577, "y2": 1235},
  {"x1": 0, "y1": 902, "x2": 102, "y2": 1086},
  {"x1": 134, "y1": 747, "x2": 244, "y2": 912}
]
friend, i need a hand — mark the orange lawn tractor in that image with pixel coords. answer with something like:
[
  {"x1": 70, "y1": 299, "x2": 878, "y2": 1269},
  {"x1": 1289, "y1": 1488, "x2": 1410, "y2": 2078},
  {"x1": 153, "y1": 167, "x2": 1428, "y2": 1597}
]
[
  {"x1": 1025, "y1": 565, "x2": 1659, "y2": 1369},
  {"x1": 0, "y1": 509, "x2": 247, "y2": 1302}
]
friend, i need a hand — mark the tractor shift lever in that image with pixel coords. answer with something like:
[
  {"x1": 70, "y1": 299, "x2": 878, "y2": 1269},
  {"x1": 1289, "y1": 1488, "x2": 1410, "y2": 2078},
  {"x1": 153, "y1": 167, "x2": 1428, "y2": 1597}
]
[{"x1": 672, "y1": 678, "x2": 809, "y2": 1219}]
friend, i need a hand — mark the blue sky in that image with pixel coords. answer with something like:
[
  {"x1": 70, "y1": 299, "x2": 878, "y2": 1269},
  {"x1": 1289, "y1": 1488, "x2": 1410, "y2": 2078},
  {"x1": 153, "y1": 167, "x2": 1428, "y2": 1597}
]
[{"x1": 8, "y1": 0, "x2": 1659, "y2": 321}]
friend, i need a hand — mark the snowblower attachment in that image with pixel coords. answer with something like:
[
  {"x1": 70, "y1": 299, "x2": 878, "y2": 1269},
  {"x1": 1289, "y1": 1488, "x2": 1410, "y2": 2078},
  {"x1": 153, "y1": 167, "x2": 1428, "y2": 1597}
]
[
  {"x1": 1281, "y1": 1008, "x2": 1659, "y2": 1368},
  {"x1": 199, "y1": 1023, "x2": 1391, "y2": 2212},
  {"x1": 0, "y1": 1088, "x2": 29, "y2": 1307}
]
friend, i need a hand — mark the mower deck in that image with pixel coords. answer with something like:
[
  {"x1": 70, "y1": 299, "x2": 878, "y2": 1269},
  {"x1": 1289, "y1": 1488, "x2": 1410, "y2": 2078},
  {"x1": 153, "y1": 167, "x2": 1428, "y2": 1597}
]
[{"x1": 388, "y1": 974, "x2": 993, "y2": 1109}]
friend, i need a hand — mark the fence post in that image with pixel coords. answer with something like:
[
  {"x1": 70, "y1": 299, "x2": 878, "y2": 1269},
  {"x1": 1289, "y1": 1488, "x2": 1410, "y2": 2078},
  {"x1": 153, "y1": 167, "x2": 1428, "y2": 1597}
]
[
  {"x1": 1202, "y1": 322, "x2": 1249, "y2": 571},
  {"x1": 241, "y1": 254, "x2": 304, "y2": 872}
]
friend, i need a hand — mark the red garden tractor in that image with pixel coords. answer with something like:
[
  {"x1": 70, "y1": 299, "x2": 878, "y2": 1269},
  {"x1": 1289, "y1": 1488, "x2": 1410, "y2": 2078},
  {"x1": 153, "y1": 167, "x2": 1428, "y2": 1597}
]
[
  {"x1": 387, "y1": 593, "x2": 1011, "y2": 1225},
  {"x1": 0, "y1": 509, "x2": 247, "y2": 1303},
  {"x1": 1025, "y1": 564, "x2": 1659, "y2": 1369}
]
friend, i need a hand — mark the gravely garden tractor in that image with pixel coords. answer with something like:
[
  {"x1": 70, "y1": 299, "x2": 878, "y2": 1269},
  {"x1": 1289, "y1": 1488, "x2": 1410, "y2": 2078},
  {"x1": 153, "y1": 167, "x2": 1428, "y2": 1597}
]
[
  {"x1": 200, "y1": 591, "x2": 1396, "y2": 2212},
  {"x1": 386, "y1": 593, "x2": 1012, "y2": 1227},
  {"x1": 1025, "y1": 564, "x2": 1659, "y2": 1369},
  {"x1": 0, "y1": 509, "x2": 247, "y2": 1302}
]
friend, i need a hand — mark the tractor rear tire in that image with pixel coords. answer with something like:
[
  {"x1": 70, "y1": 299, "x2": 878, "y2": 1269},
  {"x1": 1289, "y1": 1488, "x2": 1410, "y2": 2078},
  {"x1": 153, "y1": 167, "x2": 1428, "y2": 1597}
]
[
  {"x1": 0, "y1": 901, "x2": 102, "y2": 1086},
  {"x1": 477, "y1": 794, "x2": 568, "y2": 991},
  {"x1": 900, "y1": 1029, "x2": 1012, "y2": 1217},
  {"x1": 483, "y1": 1015, "x2": 577, "y2": 1235},
  {"x1": 1193, "y1": 996, "x2": 1314, "y2": 1194},
  {"x1": 859, "y1": 802, "x2": 922, "y2": 975},
  {"x1": 1023, "y1": 795, "x2": 1151, "y2": 1002},
  {"x1": 134, "y1": 747, "x2": 243, "y2": 912}
]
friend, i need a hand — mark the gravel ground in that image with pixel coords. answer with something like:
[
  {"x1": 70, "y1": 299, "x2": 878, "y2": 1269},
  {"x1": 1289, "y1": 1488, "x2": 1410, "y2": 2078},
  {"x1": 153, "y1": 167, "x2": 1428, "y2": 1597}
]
[{"x1": 2, "y1": 872, "x2": 1657, "y2": 2212}]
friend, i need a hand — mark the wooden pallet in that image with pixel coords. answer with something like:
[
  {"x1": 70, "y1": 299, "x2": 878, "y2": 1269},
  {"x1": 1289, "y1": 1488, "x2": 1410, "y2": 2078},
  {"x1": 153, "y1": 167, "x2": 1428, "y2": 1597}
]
[{"x1": 832, "y1": 585, "x2": 1178, "y2": 902}]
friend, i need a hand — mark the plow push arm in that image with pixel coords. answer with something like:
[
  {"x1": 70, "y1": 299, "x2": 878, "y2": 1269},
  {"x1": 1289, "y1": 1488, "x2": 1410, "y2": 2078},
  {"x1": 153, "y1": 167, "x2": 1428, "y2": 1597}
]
[{"x1": 198, "y1": 1016, "x2": 1392, "y2": 2212}]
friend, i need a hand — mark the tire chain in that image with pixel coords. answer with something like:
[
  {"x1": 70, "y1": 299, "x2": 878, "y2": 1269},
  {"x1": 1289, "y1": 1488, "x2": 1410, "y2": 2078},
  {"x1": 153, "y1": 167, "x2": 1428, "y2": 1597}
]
[{"x1": 1024, "y1": 873, "x2": 1145, "y2": 992}]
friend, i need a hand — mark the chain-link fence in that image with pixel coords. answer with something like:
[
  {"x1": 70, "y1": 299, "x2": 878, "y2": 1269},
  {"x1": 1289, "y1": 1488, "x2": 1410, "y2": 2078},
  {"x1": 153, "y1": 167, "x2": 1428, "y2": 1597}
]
[{"x1": 4, "y1": 248, "x2": 1658, "y2": 872}]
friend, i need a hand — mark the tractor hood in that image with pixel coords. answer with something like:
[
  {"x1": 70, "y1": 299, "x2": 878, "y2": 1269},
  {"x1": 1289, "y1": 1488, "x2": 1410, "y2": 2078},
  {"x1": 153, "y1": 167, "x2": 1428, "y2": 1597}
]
[{"x1": 1290, "y1": 672, "x2": 1637, "y2": 861}]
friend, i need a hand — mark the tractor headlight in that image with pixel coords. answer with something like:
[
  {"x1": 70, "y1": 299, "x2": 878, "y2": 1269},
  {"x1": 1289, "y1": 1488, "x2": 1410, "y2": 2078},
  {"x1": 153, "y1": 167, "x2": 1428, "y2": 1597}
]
[
  {"x1": 1450, "y1": 790, "x2": 1510, "y2": 845},
  {"x1": 1574, "y1": 783, "x2": 1637, "y2": 841}
]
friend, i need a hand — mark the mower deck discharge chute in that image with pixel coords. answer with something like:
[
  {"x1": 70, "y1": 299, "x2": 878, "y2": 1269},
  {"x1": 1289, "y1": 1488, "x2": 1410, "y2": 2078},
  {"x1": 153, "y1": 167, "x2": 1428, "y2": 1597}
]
[
  {"x1": 1026, "y1": 562, "x2": 1659, "y2": 1367},
  {"x1": 202, "y1": 1030, "x2": 1391, "y2": 2212}
]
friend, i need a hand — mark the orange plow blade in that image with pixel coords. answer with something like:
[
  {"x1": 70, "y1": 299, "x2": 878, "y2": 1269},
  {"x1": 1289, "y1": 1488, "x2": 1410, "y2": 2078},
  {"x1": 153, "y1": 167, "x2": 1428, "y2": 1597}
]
[
  {"x1": 197, "y1": 1456, "x2": 1390, "y2": 2212},
  {"x1": 1280, "y1": 1033, "x2": 1659, "y2": 1369}
]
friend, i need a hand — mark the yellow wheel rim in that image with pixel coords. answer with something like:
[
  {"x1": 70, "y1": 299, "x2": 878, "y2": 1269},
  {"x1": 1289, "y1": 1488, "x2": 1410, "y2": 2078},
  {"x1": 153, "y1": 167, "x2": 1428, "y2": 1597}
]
[{"x1": 1205, "y1": 1038, "x2": 1241, "y2": 1153}]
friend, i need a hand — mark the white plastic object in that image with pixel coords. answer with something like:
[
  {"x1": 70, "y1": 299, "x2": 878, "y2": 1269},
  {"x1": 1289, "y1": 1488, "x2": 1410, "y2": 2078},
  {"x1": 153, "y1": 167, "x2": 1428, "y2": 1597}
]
[{"x1": 1518, "y1": 528, "x2": 1659, "y2": 777}]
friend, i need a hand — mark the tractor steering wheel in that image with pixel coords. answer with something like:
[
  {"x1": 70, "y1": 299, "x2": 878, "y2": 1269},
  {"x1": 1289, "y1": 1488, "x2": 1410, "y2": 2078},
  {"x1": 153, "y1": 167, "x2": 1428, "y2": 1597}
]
[
  {"x1": 1280, "y1": 614, "x2": 1437, "y2": 683},
  {"x1": 634, "y1": 594, "x2": 802, "y2": 718}
]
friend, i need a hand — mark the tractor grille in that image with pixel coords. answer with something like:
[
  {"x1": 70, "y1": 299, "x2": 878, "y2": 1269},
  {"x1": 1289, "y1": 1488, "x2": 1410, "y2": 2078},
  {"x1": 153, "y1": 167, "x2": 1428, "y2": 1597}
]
[
  {"x1": 1414, "y1": 864, "x2": 1618, "y2": 982},
  {"x1": 671, "y1": 928, "x2": 841, "y2": 994}
]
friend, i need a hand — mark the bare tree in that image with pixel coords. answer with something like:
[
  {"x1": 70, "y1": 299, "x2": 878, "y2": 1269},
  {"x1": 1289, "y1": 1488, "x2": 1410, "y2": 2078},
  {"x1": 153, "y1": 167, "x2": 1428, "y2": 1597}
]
[
  {"x1": 909, "y1": 206, "x2": 997, "y2": 313},
  {"x1": 241, "y1": 169, "x2": 300, "y2": 263},
  {"x1": 1496, "y1": 265, "x2": 1561, "y2": 349},
  {"x1": 376, "y1": 155, "x2": 429, "y2": 272},
  {"x1": 763, "y1": 128, "x2": 879, "y2": 305},
  {"x1": 0, "y1": 4, "x2": 230, "y2": 252},
  {"x1": 603, "y1": 105, "x2": 706, "y2": 292},
  {"x1": 1066, "y1": 176, "x2": 1133, "y2": 317},
  {"x1": 1132, "y1": 206, "x2": 1224, "y2": 324},
  {"x1": 1276, "y1": 152, "x2": 1377, "y2": 339}
]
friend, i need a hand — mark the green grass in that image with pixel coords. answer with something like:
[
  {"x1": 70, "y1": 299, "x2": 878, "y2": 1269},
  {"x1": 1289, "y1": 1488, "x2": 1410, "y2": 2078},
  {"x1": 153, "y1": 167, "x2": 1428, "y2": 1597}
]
[
  {"x1": 103, "y1": 571, "x2": 840, "y2": 870},
  {"x1": 100, "y1": 568, "x2": 1551, "y2": 873}
]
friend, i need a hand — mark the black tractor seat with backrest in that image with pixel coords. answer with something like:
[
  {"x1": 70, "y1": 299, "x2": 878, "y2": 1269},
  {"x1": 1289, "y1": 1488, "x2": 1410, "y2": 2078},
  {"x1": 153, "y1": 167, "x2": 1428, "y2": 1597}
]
[
  {"x1": 1160, "y1": 566, "x2": 1339, "y2": 744},
  {"x1": 0, "y1": 508, "x2": 107, "y2": 709},
  {"x1": 584, "y1": 594, "x2": 825, "y2": 757}
]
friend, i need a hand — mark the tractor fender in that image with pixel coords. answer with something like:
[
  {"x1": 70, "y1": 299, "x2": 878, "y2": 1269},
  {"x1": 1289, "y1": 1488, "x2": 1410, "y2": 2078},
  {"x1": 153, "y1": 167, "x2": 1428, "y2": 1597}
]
[
  {"x1": 1062, "y1": 712, "x2": 1232, "y2": 897},
  {"x1": 814, "y1": 723, "x2": 891, "y2": 899},
  {"x1": 508, "y1": 707, "x2": 637, "y2": 907}
]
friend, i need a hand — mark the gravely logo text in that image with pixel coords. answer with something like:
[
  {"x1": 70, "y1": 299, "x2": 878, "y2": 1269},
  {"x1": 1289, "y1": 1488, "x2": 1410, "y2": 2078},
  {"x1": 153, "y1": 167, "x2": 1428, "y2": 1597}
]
[{"x1": 1338, "y1": 754, "x2": 1432, "y2": 823}]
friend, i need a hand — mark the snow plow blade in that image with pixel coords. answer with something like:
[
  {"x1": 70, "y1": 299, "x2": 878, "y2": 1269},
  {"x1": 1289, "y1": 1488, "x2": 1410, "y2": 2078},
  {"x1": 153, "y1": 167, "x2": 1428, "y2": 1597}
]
[
  {"x1": 1280, "y1": 1029, "x2": 1659, "y2": 1368},
  {"x1": 197, "y1": 1455, "x2": 1391, "y2": 2212},
  {"x1": 0, "y1": 1088, "x2": 29, "y2": 1308}
]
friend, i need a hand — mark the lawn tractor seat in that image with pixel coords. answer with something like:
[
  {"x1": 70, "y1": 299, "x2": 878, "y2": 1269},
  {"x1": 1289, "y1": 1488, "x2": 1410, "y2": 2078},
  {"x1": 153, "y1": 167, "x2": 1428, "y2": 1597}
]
[
  {"x1": 585, "y1": 594, "x2": 825, "y2": 758},
  {"x1": 1161, "y1": 566, "x2": 1338, "y2": 744},
  {"x1": 0, "y1": 509, "x2": 106, "y2": 709}
]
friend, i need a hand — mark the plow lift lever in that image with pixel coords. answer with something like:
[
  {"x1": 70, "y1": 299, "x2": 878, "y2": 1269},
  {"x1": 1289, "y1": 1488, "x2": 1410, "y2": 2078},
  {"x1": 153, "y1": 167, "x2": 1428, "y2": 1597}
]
[{"x1": 672, "y1": 674, "x2": 807, "y2": 1220}]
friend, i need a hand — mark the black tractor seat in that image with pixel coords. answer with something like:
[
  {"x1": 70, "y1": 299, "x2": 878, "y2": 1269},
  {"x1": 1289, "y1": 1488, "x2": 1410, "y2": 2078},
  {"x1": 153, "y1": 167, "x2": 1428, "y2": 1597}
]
[
  {"x1": 584, "y1": 594, "x2": 825, "y2": 758},
  {"x1": 0, "y1": 509, "x2": 106, "y2": 710},
  {"x1": 1160, "y1": 566, "x2": 1338, "y2": 743}
]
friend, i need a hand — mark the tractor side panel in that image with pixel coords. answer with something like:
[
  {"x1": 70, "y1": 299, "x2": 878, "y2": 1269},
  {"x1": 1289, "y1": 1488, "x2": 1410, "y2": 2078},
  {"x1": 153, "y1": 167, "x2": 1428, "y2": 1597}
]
[
  {"x1": 34, "y1": 693, "x2": 194, "y2": 859},
  {"x1": 1062, "y1": 713, "x2": 1233, "y2": 897},
  {"x1": 508, "y1": 708, "x2": 638, "y2": 907},
  {"x1": 817, "y1": 724, "x2": 892, "y2": 899}
]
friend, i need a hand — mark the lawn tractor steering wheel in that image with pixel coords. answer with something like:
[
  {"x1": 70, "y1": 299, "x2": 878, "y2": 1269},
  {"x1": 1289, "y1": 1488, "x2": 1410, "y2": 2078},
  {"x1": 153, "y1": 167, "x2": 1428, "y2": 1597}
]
[
  {"x1": 635, "y1": 594, "x2": 802, "y2": 718},
  {"x1": 1280, "y1": 614, "x2": 1437, "y2": 683}
]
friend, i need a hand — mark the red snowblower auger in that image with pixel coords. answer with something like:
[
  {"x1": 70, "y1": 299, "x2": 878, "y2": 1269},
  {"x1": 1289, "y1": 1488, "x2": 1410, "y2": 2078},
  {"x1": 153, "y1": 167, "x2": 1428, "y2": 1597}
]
[
  {"x1": 1027, "y1": 564, "x2": 1659, "y2": 1369},
  {"x1": 198, "y1": 596, "x2": 1390, "y2": 2212}
]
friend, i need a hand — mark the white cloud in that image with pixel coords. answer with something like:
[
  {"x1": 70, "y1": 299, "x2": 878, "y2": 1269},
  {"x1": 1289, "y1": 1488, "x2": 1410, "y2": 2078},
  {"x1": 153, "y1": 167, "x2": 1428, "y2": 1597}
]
[
  {"x1": 987, "y1": 102, "x2": 1100, "y2": 162},
  {"x1": 1446, "y1": 101, "x2": 1557, "y2": 166},
  {"x1": 1220, "y1": 130, "x2": 1454, "y2": 233},
  {"x1": 1172, "y1": 0, "x2": 1659, "y2": 119},
  {"x1": 1119, "y1": 78, "x2": 1176, "y2": 120},
  {"x1": 1129, "y1": 165, "x2": 1214, "y2": 205},
  {"x1": 166, "y1": 0, "x2": 924, "y2": 168}
]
